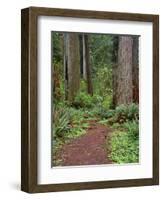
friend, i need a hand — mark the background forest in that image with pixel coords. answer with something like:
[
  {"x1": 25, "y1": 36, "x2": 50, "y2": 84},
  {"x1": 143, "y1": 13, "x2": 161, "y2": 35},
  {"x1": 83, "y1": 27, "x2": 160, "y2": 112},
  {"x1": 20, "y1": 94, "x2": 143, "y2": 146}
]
[{"x1": 52, "y1": 32, "x2": 139, "y2": 166}]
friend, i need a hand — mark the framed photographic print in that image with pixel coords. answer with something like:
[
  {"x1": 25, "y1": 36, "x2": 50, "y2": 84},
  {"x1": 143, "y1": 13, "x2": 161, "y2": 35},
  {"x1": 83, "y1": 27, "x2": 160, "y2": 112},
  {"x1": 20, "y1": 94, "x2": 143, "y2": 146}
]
[{"x1": 21, "y1": 7, "x2": 159, "y2": 193}]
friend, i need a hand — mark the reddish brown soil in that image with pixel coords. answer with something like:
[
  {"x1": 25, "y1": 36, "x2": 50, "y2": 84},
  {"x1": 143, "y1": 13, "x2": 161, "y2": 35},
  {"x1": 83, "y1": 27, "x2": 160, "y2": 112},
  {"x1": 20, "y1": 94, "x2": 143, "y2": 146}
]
[{"x1": 55, "y1": 121, "x2": 112, "y2": 166}]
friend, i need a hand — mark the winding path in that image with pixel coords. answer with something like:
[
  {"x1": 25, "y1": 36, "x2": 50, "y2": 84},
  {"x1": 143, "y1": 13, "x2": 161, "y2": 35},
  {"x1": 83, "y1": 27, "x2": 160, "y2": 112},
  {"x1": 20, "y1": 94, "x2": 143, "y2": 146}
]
[{"x1": 55, "y1": 121, "x2": 112, "y2": 166}]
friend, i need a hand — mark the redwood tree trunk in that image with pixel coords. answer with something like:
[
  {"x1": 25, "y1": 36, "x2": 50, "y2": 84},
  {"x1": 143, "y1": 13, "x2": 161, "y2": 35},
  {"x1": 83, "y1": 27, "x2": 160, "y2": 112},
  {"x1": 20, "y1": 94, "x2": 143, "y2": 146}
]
[
  {"x1": 112, "y1": 36, "x2": 119, "y2": 107},
  {"x1": 82, "y1": 34, "x2": 87, "y2": 80},
  {"x1": 113, "y1": 36, "x2": 133, "y2": 105},
  {"x1": 132, "y1": 36, "x2": 139, "y2": 103},
  {"x1": 63, "y1": 33, "x2": 68, "y2": 100},
  {"x1": 83, "y1": 34, "x2": 93, "y2": 95},
  {"x1": 79, "y1": 34, "x2": 84, "y2": 78},
  {"x1": 67, "y1": 33, "x2": 80, "y2": 103}
]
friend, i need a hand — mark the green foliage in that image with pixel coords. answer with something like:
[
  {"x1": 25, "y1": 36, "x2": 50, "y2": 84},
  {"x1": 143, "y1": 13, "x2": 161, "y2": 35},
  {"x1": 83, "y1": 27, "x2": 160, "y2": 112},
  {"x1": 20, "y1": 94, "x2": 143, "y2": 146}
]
[
  {"x1": 127, "y1": 103, "x2": 139, "y2": 120},
  {"x1": 73, "y1": 92, "x2": 93, "y2": 108},
  {"x1": 53, "y1": 107, "x2": 71, "y2": 138},
  {"x1": 94, "y1": 65, "x2": 113, "y2": 97},
  {"x1": 108, "y1": 125, "x2": 139, "y2": 163},
  {"x1": 53, "y1": 106, "x2": 89, "y2": 140},
  {"x1": 109, "y1": 103, "x2": 139, "y2": 124},
  {"x1": 101, "y1": 95, "x2": 113, "y2": 109},
  {"x1": 110, "y1": 131, "x2": 139, "y2": 163},
  {"x1": 123, "y1": 120, "x2": 139, "y2": 138},
  {"x1": 53, "y1": 105, "x2": 90, "y2": 165},
  {"x1": 66, "y1": 125, "x2": 88, "y2": 139},
  {"x1": 98, "y1": 119, "x2": 109, "y2": 126},
  {"x1": 52, "y1": 32, "x2": 63, "y2": 64},
  {"x1": 105, "y1": 104, "x2": 139, "y2": 164},
  {"x1": 90, "y1": 34, "x2": 114, "y2": 73},
  {"x1": 90, "y1": 34, "x2": 114, "y2": 100},
  {"x1": 80, "y1": 79, "x2": 87, "y2": 93},
  {"x1": 89, "y1": 94, "x2": 114, "y2": 119},
  {"x1": 91, "y1": 94, "x2": 103, "y2": 104},
  {"x1": 93, "y1": 107, "x2": 115, "y2": 119},
  {"x1": 52, "y1": 33, "x2": 65, "y2": 101}
]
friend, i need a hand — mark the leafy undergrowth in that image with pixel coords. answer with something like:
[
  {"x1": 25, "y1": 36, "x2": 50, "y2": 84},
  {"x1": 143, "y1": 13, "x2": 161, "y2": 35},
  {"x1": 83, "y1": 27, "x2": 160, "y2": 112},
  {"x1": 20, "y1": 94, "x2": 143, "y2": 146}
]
[
  {"x1": 53, "y1": 90, "x2": 139, "y2": 166},
  {"x1": 108, "y1": 129, "x2": 139, "y2": 163},
  {"x1": 106, "y1": 105, "x2": 139, "y2": 164},
  {"x1": 53, "y1": 91, "x2": 113, "y2": 142},
  {"x1": 53, "y1": 104, "x2": 93, "y2": 166}
]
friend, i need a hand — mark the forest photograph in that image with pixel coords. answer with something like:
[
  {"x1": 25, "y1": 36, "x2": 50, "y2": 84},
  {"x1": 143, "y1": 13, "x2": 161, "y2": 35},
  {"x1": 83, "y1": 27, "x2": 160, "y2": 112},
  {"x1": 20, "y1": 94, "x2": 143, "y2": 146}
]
[{"x1": 52, "y1": 31, "x2": 139, "y2": 167}]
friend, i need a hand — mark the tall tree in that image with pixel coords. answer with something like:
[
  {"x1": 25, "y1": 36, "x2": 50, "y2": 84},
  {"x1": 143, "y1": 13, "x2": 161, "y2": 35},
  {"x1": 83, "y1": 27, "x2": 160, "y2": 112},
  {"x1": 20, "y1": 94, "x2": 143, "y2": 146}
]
[
  {"x1": 66, "y1": 33, "x2": 80, "y2": 103},
  {"x1": 82, "y1": 34, "x2": 87, "y2": 80},
  {"x1": 112, "y1": 36, "x2": 119, "y2": 107},
  {"x1": 132, "y1": 36, "x2": 139, "y2": 103},
  {"x1": 83, "y1": 34, "x2": 93, "y2": 95},
  {"x1": 63, "y1": 33, "x2": 68, "y2": 100},
  {"x1": 79, "y1": 34, "x2": 85, "y2": 78},
  {"x1": 113, "y1": 36, "x2": 133, "y2": 106}
]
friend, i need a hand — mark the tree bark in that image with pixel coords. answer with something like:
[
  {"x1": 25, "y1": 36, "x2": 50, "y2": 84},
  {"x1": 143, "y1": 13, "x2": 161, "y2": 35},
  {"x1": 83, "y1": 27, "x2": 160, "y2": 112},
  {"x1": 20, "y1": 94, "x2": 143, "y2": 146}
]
[
  {"x1": 112, "y1": 36, "x2": 119, "y2": 107},
  {"x1": 63, "y1": 33, "x2": 68, "y2": 100},
  {"x1": 79, "y1": 34, "x2": 84, "y2": 78},
  {"x1": 66, "y1": 33, "x2": 80, "y2": 103},
  {"x1": 82, "y1": 34, "x2": 87, "y2": 80},
  {"x1": 132, "y1": 36, "x2": 139, "y2": 103},
  {"x1": 113, "y1": 36, "x2": 133, "y2": 106},
  {"x1": 83, "y1": 34, "x2": 93, "y2": 95}
]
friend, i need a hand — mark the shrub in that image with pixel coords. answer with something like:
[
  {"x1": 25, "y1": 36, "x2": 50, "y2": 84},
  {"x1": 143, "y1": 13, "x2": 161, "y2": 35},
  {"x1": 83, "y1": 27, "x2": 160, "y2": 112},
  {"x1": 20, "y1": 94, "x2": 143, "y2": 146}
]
[
  {"x1": 109, "y1": 103, "x2": 139, "y2": 124},
  {"x1": 127, "y1": 103, "x2": 139, "y2": 120},
  {"x1": 68, "y1": 107, "x2": 85, "y2": 123},
  {"x1": 94, "y1": 65, "x2": 113, "y2": 97},
  {"x1": 53, "y1": 107, "x2": 71, "y2": 138},
  {"x1": 53, "y1": 106, "x2": 89, "y2": 140},
  {"x1": 108, "y1": 129, "x2": 139, "y2": 164},
  {"x1": 123, "y1": 120, "x2": 139, "y2": 138},
  {"x1": 80, "y1": 79, "x2": 87, "y2": 92},
  {"x1": 108, "y1": 117, "x2": 139, "y2": 164},
  {"x1": 90, "y1": 94, "x2": 114, "y2": 119},
  {"x1": 101, "y1": 95, "x2": 113, "y2": 109},
  {"x1": 92, "y1": 94, "x2": 103, "y2": 105},
  {"x1": 73, "y1": 92, "x2": 93, "y2": 108},
  {"x1": 94, "y1": 107, "x2": 115, "y2": 119}
]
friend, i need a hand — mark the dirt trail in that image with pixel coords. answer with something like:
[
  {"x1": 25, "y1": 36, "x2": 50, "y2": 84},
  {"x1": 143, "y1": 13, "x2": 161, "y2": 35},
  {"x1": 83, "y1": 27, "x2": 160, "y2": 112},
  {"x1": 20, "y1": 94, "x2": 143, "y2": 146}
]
[{"x1": 55, "y1": 121, "x2": 112, "y2": 166}]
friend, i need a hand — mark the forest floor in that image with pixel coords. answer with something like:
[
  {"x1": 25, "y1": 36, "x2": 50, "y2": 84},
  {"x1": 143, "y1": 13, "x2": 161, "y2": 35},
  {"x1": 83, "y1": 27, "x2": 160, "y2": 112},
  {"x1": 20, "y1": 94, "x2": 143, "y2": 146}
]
[{"x1": 54, "y1": 120, "x2": 112, "y2": 166}]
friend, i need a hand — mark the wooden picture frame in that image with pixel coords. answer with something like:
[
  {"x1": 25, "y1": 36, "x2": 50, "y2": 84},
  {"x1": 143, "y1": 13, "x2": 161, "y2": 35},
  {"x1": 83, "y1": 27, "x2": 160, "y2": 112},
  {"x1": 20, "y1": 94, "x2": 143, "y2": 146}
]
[{"x1": 21, "y1": 6, "x2": 159, "y2": 193}]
